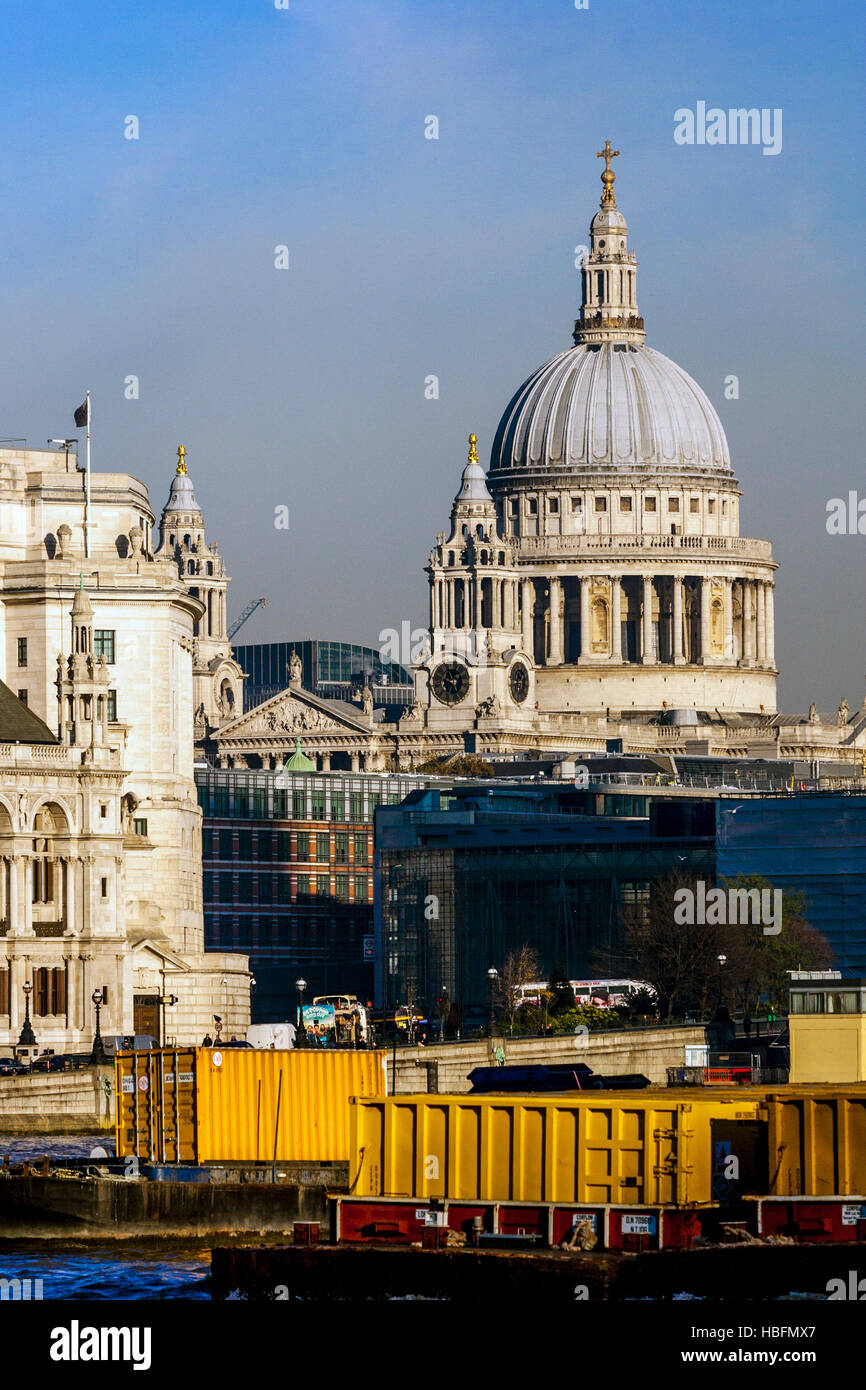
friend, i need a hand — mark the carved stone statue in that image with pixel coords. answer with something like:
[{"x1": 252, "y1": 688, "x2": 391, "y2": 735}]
[
  {"x1": 362, "y1": 685, "x2": 374, "y2": 716},
  {"x1": 121, "y1": 792, "x2": 139, "y2": 835},
  {"x1": 288, "y1": 650, "x2": 303, "y2": 685},
  {"x1": 838, "y1": 698, "x2": 850, "y2": 727},
  {"x1": 475, "y1": 693, "x2": 500, "y2": 719},
  {"x1": 808, "y1": 702, "x2": 819, "y2": 723},
  {"x1": 128, "y1": 525, "x2": 143, "y2": 557}
]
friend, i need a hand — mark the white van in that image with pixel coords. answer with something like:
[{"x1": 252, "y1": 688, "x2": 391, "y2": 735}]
[{"x1": 246, "y1": 1022, "x2": 297, "y2": 1049}]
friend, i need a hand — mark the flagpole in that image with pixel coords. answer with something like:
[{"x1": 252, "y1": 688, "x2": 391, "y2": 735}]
[{"x1": 85, "y1": 390, "x2": 91, "y2": 559}]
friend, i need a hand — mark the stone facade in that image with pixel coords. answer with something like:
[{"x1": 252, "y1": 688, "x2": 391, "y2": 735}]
[
  {"x1": 416, "y1": 157, "x2": 778, "y2": 735},
  {"x1": 155, "y1": 445, "x2": 245, "y2": 738},
  {"x1": 211, "y1": 154, "x2": 866, "y2": 779},
  {"x1": 0, "y1": 444, "x2": 250, "y2": 1052}
]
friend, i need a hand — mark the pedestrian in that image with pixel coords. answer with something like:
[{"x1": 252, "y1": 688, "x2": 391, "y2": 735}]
[
  {"x1": 743, "y1": 1015, "x2": 752, "y2": 1039},
  {"x1": 202, "y1": 1033, "x2": 213, "y2": 1047}
]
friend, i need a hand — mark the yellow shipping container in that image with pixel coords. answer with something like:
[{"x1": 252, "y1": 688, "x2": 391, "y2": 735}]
[
  {"x1": 116, "y1": 1048, "x2": 387, "y2": 1164},
  {"x1": 349, "y1": 1091, "x2": 766, "y2": 1207},
  {"x1": 765, "y1": 1091, "x2": 866, "y2": 1196}
]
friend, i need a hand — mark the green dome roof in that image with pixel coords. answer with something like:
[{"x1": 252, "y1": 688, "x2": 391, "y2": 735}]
[{"x1": 283, "y1": 737, "x2": 315, "y2": 772}]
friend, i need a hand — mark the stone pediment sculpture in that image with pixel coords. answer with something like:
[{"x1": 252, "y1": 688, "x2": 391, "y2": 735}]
[{"x1": 218, "y1": 685, "x2": 368, "y2": 738}]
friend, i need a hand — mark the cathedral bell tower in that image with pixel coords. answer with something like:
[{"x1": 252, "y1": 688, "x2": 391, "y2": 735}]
[{"x1": 416, "y1": 434, "x2": 534, "y2": 728}]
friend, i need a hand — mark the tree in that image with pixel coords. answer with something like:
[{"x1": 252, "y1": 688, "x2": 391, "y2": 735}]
[
  {"x1": 497, "y1": 945, "x2": 541, "y2": 1035},
  {"x1": 621, "y1": 871, "x2": 723, "y2": 1019},
  {"x1": 416, "y1": 753, "x2": 495, "y2": 777},
  {"x1": 546, "y1": 964, "x2": 576, "y2": 1016},
  {"x1": 715, "y1": 877, "x2": 832, "y2": 1015},
  {"x1": 620, "y1": 871, "x2": 833, "y2": 1020},
  {"x1": 626, "y1": 987, "x2": 658, "y2": 1021}
]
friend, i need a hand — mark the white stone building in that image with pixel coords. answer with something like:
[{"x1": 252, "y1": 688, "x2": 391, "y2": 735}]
[
  {"x1": 416, "y1": 146, "x2": 778, "y2": 733},
  {"x1": 0, "y1": 443, "x2": 250, "y2": 1053},
  {"x1": 209, "y1": 148, "x2": 866, "y2": 777}
]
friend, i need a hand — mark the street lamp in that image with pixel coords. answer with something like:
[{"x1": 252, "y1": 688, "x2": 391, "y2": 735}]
[
  {"x1": 295, "y1": 977, "x2": 307, "y2": 1048},
  {"x1": 487, "y1": 967, "x2": 498, "y2": 1038},
  {"x1": 90, "y1": 988, "x2": 108, "y2": 1065},
  {"x1": 158, "y1": 993, "x2": 177, "y2": 1048},
  {"x1": 717, "y1": 954, "x2": 727, "y2": 1009},
  {"x1": 17, "y1": 979, "x2": 36, "y2": 1061}
]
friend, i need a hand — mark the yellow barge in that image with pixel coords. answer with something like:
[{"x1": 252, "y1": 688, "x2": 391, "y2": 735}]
[{"x1": 348, "y1": 1086, "x2": 866, "y2": 1205}]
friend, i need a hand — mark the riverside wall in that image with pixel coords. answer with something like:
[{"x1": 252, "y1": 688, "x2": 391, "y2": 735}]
[
  {"x1": 0, "y1": 1068, "x2": 114, "y2": 1135},
  {"x1": 388, "y1": 1025, "x2": 708, "y2": 1094}
]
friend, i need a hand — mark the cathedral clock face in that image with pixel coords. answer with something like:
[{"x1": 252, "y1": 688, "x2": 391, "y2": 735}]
[
  {"x1": 431, "y1": 661, "x2": 470, "y2": 706},
  {"x1": 509, "y1": 662, "x2": 529, "y2": 704}
]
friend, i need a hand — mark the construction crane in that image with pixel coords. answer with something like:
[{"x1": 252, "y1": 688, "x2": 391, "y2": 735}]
[{"x1": 228, "y1": 597, "x2": 270, "y2": 642}]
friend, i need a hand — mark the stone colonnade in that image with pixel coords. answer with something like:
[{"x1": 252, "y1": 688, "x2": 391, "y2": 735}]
[{"x1": 433, "y1": 570, "x2": 775, "y2": 667}]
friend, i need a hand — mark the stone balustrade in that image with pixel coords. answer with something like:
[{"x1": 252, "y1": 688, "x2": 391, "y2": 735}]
[{"x1": 518, "y1": 533, "x2": 773, "y2": 560}]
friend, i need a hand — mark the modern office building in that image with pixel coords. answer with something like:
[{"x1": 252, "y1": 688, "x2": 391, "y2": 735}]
[
  {"x1": 375, "y1": 779, "x2": 716, "y2": 1027},
  {"x1": 376, "y1": 772, "x2": 866, "y2": 1027},
  {"x1": 716, "y1": 795, "x2": 866, "y2": 977},
  {"x1": 233, "y1": 639, "x2": 412, "y2": 711},
  {"x1": 196, "y1": 765, "x2": 454, "y2": 1020}
]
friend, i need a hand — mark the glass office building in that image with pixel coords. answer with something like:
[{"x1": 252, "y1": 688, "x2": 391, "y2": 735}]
[
  {"x1": 716, "y1": 794, "x2": 866, "y2": 977},
  {"x1": 233, "y1": 639, "x2": 412, "y2": 710},
  {"x1": 375, "y1": 784, "x2": 716, "y2": 1027}
]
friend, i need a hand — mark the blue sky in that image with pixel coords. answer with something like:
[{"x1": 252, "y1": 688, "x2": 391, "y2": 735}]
[{"x1": 0, "y1": 0, "x2": 863, "y2": 707}]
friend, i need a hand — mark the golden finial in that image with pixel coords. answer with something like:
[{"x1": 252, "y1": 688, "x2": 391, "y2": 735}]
[
  {"x1": 176, "y1": 444, "x2": 187, "y2": 475},
  {"x1": 468, "y1": 433, "x2": 478, "y2": 463},
  {"x1": 596, "y1": 140, "x2": 620, "y2": 208}
]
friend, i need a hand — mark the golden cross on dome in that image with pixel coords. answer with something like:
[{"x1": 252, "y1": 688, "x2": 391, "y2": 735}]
[
  {"x1": 596, "y1": 140, "x2": 620, "y2": 207},
  {"x1": 468, "y1": 433, "x2": 479, "y2": 463},
  {"x1": 176, "y1": 444, "x2": 187, "y2": 475}
]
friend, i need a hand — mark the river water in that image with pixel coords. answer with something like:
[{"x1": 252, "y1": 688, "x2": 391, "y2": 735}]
[
  {"x1": 0, "y1": 1135, "x2": 832, "y2": 1302},
  {"x1": 0, "y1": 1134, "x2": 210, "y2": 1300}
]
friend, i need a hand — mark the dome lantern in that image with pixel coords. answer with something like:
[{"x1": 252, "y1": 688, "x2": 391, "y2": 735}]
[{"x1": 574, "y1": 141, "x2": 644, "y2": 347}]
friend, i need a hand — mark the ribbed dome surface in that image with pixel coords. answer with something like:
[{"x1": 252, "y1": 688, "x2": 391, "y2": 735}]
[
  {"x1": 163, "y1": 472, "x2": 200, "y2": 514},
  {"x1": 490, "y1": 342, "x2": 730, "y2": 476}
]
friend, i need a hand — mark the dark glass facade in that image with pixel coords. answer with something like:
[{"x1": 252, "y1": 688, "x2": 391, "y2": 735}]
[
  {"x1": 233, "y1": 639, "x2": 412, "y2": 710},
  {"x1": 376, "y1": 785, "x2": 715, "y2": 1028},
  {"x1": 716, "y1": 793, "x2": 866, "y2": 976}
]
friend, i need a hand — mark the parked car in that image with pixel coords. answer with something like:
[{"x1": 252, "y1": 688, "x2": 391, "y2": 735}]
[
  {"x1": 0, "y1": 1056, "x2": 28, "y2": 1076},
  {"x1": 31, "y1": 1053, "x2": 68, "y2": 1073}
]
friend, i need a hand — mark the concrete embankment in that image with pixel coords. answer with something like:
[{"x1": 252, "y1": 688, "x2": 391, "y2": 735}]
[
  {"x1": 0, "y1": 1068, "x2": 114, "y2": 1134},
  {"x1": 390, "y1": 1024, "x2": 707, "y2": 1093},
  {"x1": 0, "y1": 1165, "x2": 345, "y2": 1239}
]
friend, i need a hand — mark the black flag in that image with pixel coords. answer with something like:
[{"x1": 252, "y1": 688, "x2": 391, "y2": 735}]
[{"x1": 74, "y1": 398, "x2": 89, "y2": 428}]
